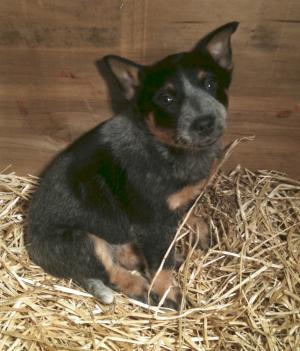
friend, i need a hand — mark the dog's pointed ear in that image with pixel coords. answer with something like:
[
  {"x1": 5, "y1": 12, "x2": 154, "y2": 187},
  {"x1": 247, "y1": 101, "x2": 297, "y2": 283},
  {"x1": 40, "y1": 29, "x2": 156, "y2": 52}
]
[
  {"x1": 194, "y1": 22, "x2": 239, "y2": 70},
  {"x1": 104, "y1": 55, "x2": 143, "y2": 100}
]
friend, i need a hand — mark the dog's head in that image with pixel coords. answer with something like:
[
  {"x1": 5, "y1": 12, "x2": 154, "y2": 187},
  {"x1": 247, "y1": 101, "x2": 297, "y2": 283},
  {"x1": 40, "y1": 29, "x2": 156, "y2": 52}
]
[{"x1": 104, "y1": 22, "x2": 238, "y2": 149}]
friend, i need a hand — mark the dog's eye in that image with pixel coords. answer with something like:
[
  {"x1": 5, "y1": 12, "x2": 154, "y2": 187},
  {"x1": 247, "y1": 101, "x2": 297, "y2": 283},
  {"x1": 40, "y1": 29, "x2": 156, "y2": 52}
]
[
  {"x1": 204, "y1": 78, "x2": 218, "y2": 93},
  {"x1": 159, "y1": 93, "x2": 174, "y2": 106}
]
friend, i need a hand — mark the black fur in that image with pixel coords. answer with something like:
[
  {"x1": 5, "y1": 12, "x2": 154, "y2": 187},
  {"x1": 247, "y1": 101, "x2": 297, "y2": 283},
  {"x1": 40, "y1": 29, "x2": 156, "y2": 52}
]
[{"x1": 26, "y1": 22, "x2": 238, "y2": 304}]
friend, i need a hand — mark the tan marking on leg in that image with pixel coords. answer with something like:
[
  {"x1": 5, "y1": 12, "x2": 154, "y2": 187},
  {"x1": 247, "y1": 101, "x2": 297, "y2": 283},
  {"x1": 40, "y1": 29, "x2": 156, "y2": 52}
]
[
  {"x1": 114, "y1": 243, "x2": 145, "y2": 271},
  {"x1": 152, "y1": 269, "x2": 180, "y2": 303},
  {"x1": 186, "y1": 213, "x2": 209, "y2": 232},
  {"x1": 89, "y1": 234, "x2": 114, "y2": 271},
  {"x1": 167, "y1": 179, "x2": 206, "y2": 210},
  {"x1": 89, "y1": 235, "x2": 149, "y2": 298},
  {"x1": 167, "y1": 159, "x2": 218, "y2": 211},
  {"x1": 186, "y1": 213, "x2": 210, "y2": 250},
  {"x1": 110, "y1": 266, "x2": 149, "y2": 297}
]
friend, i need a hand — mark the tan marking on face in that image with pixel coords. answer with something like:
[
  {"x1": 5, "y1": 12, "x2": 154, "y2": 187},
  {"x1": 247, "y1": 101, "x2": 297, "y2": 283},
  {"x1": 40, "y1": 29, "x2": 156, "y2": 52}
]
[
  {"x1": 164, "y1": 82, "x2": 176, "y2": 92},
  {"x1": 167, "y1": 159, "x2": 218, "y2": 211},
  {"x1": 152, "y1": 269, "x2": 180, "y2": 303},
  {"x1": 197, "y1": 70, "x2": 207, "y2": 80},
  {"x1": 145, "y1": 113, "x2": 176, "y2": 146},
  {"x1": 146, "y1": 112, "x2": 212, "y2": 151},
  {"x1": 89, "y1": 234, "x2": 149, "y2": 297}
]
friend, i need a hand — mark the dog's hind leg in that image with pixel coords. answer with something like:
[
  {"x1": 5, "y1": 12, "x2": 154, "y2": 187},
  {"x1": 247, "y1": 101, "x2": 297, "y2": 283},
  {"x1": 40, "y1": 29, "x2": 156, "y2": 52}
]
[
  {"x1": 25, "y1": 228, "x2": 116, "y2": 304},
  {"x1": 88, "y1": 234, "x2": 158, "y2": 304},
  {"x1": 26, "y1": 228, "x2": 153, "y2": 304},
  {"x1": 113, "y1": 242, "x2": 146, "y2": 271}
]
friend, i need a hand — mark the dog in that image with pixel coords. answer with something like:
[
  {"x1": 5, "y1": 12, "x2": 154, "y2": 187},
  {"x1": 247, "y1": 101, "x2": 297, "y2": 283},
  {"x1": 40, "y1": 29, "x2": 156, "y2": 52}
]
[{"x1": 25, "y1": 22, "x2": 239, "y2": 309}]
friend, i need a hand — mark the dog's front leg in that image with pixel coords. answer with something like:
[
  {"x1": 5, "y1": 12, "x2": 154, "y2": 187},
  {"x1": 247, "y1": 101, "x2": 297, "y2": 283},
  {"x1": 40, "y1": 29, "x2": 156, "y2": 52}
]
[{"x1": 133, "y1": 223, "x2": 182, "y2": 309}]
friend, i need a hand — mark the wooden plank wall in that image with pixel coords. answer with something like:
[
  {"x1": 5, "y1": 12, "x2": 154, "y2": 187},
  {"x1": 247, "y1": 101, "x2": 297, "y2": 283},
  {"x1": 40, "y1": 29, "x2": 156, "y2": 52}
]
[{"x1": 0, "y1": 0, "x2": 299, "y2": 178}]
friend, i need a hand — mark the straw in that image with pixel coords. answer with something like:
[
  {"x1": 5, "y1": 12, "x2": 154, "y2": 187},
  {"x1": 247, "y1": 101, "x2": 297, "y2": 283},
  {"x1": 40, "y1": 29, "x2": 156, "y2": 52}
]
[{"x1": 0, "y1": 159, "x2": 299, "y2": 350}]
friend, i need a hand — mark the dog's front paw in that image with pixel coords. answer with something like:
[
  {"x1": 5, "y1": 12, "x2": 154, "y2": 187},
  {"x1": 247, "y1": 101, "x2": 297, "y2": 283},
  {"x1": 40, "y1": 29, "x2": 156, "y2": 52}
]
[
  {"x1": 151, "y1": 269, "x2": 182, "y2": 309},
  {"x1": 186, "y1": 213, "x2": 213, "y2": 251},
  {"x1": 163, "y1": 286, "x2": 182, "y2": 310},
  {"x1": 109, "y1": 266, "x2": 150, "y2": 301}
]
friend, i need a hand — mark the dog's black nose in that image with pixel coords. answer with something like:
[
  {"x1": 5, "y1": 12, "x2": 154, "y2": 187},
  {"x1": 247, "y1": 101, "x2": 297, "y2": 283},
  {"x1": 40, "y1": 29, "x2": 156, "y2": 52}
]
[{"x1": 191, "y1": 116, "x2": 215, "y2": 134}]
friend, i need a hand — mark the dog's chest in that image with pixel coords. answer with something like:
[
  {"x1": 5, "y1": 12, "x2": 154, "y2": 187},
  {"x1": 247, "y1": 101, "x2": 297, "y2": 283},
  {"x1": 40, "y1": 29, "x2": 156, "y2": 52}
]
[
  {"x1": 171, "y1": 146, "x2": 218, "y2": 182},
  {"x1": 166, "y1": 149, "x2": 218, "y2": 211}
]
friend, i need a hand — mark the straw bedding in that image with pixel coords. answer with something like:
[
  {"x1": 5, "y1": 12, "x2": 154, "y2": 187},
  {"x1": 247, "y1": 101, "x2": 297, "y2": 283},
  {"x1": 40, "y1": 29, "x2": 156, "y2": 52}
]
[{"x1": 0, "y1": 159, "x2": 299, "y2": 350}]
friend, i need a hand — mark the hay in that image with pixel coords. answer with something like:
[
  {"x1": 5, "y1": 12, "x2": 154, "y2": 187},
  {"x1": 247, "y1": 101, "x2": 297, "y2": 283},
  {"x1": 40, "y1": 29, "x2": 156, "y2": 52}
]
[{"x1": 0, "y1": 162, "x2": 299, "y2": 350}]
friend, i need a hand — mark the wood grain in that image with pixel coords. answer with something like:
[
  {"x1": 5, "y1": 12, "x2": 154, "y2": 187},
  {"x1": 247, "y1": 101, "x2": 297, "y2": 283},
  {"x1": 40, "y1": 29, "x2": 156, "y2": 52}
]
[{"x1": 0, "y1": 0, "x2": 299, "y2": 178}]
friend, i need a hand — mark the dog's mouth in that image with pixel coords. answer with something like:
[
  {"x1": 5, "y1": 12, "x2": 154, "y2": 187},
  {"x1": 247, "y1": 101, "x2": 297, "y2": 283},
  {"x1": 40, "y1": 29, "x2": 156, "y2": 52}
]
[
  {"x1": 175, "y1": 136, "x2": 220, "y2": 150},
  {"x1": 175, "y1": 129, "x2": 224, "y2": 150}
]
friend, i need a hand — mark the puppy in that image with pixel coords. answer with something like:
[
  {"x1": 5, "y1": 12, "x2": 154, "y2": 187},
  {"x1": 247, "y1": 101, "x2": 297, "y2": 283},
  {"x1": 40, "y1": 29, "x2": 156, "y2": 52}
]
[{"x1": 26, "y1": 22, "x2": 239, "y2": 309}]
